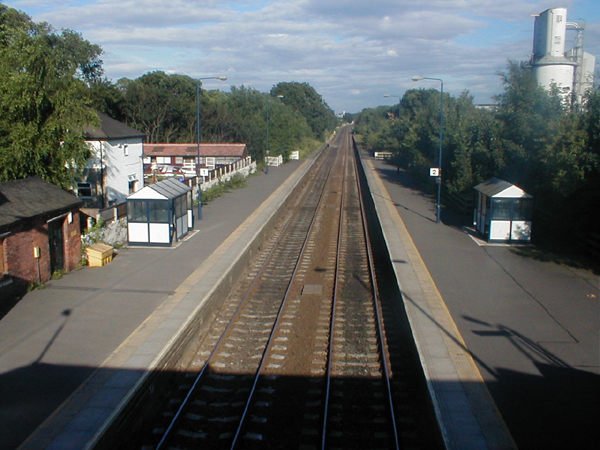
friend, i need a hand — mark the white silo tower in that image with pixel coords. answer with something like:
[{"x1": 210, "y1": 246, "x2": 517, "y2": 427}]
[{"x1": 531, "y1": 8, "x2": 576, "y2": 100}]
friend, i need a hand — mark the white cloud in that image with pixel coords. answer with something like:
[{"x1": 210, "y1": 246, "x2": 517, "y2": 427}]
[{"x1": 3, "y1": 0, "x2": 598, "y2": 112}]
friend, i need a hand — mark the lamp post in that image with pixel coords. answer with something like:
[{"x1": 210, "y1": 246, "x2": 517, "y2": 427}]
[
  {"x1": 195, "y1": 75, "x2": 227, "y2": 223},
  {"x1": 383, "y1": 94, "x2": 401, "y2": 120},
  {"x1": 412, "y1": 75, "x2": 444, "y2": 223},
  {"x1": 265, "y1": 94, "x2": 284, "y2": 174}
]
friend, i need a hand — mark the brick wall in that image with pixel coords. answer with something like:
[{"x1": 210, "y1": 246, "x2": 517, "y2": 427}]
[
  {"x1": 64, "y1": 211, "x2": 82, "y2": 272},
  {"x1": 2, "y1": 208, "x2": 81, "y2": 285}
]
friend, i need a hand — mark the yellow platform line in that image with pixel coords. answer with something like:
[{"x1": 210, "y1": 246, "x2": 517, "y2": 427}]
[{"x1": 363, "y1": 157, "x2": 516, "y2": 450}]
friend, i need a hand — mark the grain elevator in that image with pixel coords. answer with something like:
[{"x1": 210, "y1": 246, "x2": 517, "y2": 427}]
[{"x1": 531, "y1": 7, "x2": 595, "y2": 106}]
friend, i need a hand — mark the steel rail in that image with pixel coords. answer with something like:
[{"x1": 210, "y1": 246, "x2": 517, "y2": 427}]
[
  {"x1": 156, "y1": 147, "x2": 335, "y2": 450},
  {"x1": 321, "y1": 128, "x2": 400, "y2": 448},
  {"x1": 353, "y1": 136, "x2": 401, "y2": 449},
  {"x1": 230, "y1": 147, "x2": 339, "y2": 449},
  {"x1": 320, "y1": 133, "x2": 347, "y2": 450},
  {"x1": 155, "y1": 200, "x2": 292, "y2": 449}
]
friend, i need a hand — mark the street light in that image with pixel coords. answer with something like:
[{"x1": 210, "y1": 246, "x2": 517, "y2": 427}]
[
  {"x1": 383, "y1": 94, "x2": 401, "y2": 120},
  {"x1": 412, "y1": 75, "x2": 444, "y2": 224},
  {"x1": 265, "y1": 94, "x2": 284, "y2": 174},
  {"x1": 195, "y1": 75, "x2": 227, "y2": 222}
]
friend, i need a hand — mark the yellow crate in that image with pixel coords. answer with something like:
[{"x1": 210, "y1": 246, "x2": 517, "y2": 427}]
[{"x1": 86, "y1": 243, "x2": 114, "y2": 267}]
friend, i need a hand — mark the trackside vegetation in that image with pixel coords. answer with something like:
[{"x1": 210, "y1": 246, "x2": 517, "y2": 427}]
[
  {"x1": 0, "y1": 4, "x2": 338, "y2": 187},
  {"x1": 353, "y1": 61, "x2": 599, "y2": 262}
]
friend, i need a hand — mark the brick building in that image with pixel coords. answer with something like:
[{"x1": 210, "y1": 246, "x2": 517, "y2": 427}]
[{"x1": 0, "y1": 177, "x2": 83, "y2": 297}]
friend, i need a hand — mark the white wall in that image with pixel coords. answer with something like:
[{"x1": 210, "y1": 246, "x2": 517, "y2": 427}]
[
  {"x1": 489, "y1": 220, "x2": 532, "y2": 242},
  {"x1": 533, "y1": 8, "x2": 568, "y2": 58},
  {"x1": 87, "y1": 138, "x2": 144, "y2": 205}
]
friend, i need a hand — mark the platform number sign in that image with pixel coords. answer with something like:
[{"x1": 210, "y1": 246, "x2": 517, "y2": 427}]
[{"x1": 430, "y1": 168, "x2": 440, "y2": 177}]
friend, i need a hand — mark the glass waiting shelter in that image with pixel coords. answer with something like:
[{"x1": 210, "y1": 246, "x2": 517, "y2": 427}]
[
  {"x1": 127, "y1": 178, "x2": 193, "y2": 246},
  {"x1": 474, "y1": 177, "x2": 533, "y2": 242}
]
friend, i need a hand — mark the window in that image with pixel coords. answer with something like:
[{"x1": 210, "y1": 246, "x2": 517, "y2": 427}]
[
  {"x1": 513, "y1": 198, "x2": 533, "y2": 221},
  {"x1": 175, "y1": 196, "x2": 186, "y2": 218},
  {"x1": 77, "y1": 182, "x2": 92, "y2": 198},
  {"x1": 128, "y1": 180, "x2": 139, "y2": 195},
  {"x1": 490, "y1": 198, "x2": 533, "y2": 220},
  {"x1": 156, "y1": 156, "x2": 170, "y2": 164},
  {"x1": 148, "y1": 200, "x2": 169, "y2": 223},
  {"x1": 175, "y1": 157, "x2": 184, "y2": 165},
  {"x1": 491, "y1": 198, "x2": 513, "y2": 220},
  {"x1": 128, "y1": 200, "x2": 147, "y2": 222}
]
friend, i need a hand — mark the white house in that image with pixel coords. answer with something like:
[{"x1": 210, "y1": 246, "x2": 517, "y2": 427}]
[{"x1": 80, "y1": 112, "x2": 145, "y2": 208}]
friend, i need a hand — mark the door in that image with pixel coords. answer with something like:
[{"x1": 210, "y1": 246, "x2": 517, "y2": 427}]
[{"x1": 48, "y1": 220, "x2": 64, "y2": 274}]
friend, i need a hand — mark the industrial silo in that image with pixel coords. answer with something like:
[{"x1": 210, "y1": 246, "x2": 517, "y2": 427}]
[{"x1": 532, "y1": 8, "x2": 575, "y2": 100}]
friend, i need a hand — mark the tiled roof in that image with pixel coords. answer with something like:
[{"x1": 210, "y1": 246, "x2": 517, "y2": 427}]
[
  {"x1": 0, "y1": 177, "x2": 82, "y2": 229},
  {"x1": 84, "y1": 112, "x2": 144, "y2": 140},
  {"x1": 144, "y1": 143, "x2": 247, "y2": 158}
]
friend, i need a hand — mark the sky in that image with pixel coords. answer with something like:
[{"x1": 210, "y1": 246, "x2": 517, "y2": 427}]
[{"x1": 3, "y1": 0, "x2": 599, "y2": 113}]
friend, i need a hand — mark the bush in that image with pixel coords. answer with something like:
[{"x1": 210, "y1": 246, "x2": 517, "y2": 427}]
[{"x1": 199, "y1": 174, "x2": 247, "y2": 204}]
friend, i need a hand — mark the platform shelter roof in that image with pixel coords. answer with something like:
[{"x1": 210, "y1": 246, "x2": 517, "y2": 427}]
[
  {"x1": 474, "y1": 177, "x2": 532, "y2": 199},
  {"x1": 128, "y1": 178, "x2": 190, "y2": 201}
]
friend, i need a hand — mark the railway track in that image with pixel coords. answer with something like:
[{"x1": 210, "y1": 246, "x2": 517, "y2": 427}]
[{"x1": 110, "y1": 126, "x2": 442, "y2": 450}]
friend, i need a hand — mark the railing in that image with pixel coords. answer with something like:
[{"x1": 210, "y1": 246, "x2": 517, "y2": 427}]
[
  {"x1": 144, "y1": 157, "x2": 256, "y2": 192},
  {"x1": 265, "y1": 154, "x2": 284, "y2": 167},
  {"x1": 98, "y1": 202, "x2": 127, "y2": 224},
  {"x1": 373, "y1": 151, "x2": 393, "y2": 160},
  {"x1": 200, "y1": 157, "x2": 257, "y2": 191}
]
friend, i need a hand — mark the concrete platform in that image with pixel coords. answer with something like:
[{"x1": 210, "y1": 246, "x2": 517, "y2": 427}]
[
  {"x1": 2, "y1": 139, "x2": 597, "y2": 450},
  {"x1": 361, "y1": 152, "x2": 599, "y2": 450},
  {"x1": 360, "y1": 154, "x2": 516, "y2": 449},
  {"x1": 0, "y1": 160, "x2": 311, "y2": 449}
]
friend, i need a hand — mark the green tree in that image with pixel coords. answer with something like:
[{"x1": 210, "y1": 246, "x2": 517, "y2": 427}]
[
  {"x1": 112, "y1": 74, "x2": 321, "y2": 163},
  {"x1": 583, "y1": 88, "x2": 600, "y2": 158},
  {"x1": 467, "y1": 109, "x2": 505, "y2": 185},
  {"x1": 0, "y1": 5, "x2": 101, "y2": 187},
  {"x1": 221, "y1": 86, "x2": 269, "y2": 159},
  {"x1": 215, "y1": 86, "x2": 315, "y2": 163},
  {"x1": 265, "y1": 94, "x2": 313, "y2": 159},
  {"x1": 200, "y1": 89, "x2": 232, "y2": 143},
  {"x1": 539, "y1": 113, "x2": 594, "y2": 196},
  {"x1": 271, "y1": 82, "x2": 337, "y2": 139},
  {"x1": 120, "y1": 71, "x2": 197, "y2": 143},
  {"x1": 354, "y1": 60, "x2": 599, "y2": 251},
  {"x1": 353, "y1": 106, "x2": 391, "y2": 151},
  {"x1": 89, "y1": 78, "x2": 126, "y2": 121},
  {"x1": 494, "y1": 61, "x2": 564, "y2": 191}
]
